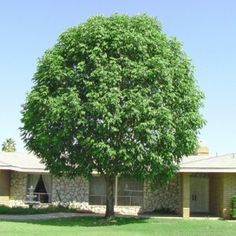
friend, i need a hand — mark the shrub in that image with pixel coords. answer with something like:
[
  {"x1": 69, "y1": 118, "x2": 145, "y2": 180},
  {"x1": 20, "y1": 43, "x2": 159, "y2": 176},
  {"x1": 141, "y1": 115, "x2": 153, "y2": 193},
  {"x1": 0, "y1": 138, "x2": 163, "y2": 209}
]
[
  {"x1": 230, "y1": 195, "x2": 236, "y2": 219},
  {"x1": 0, "y1": 205, "x2": 78, "y2": 215},
  {"x1": 144, "y1": 207, "x2": 176, "y2": 215}
]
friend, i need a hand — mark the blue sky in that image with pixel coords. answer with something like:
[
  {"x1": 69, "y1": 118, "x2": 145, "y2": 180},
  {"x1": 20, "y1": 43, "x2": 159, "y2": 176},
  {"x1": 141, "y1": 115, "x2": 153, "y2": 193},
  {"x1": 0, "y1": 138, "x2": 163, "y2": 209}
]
[{"x1": 0, "y1": 0, "x2": 235, "y2": 155}]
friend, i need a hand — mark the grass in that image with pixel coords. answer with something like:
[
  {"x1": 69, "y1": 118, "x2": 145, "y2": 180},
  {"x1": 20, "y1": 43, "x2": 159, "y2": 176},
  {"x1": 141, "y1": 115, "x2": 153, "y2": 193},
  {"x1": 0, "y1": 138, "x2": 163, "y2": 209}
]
[
  {"x1": 0, "y1": 205, "x2": 78, "y2": 215},
  {"x1": 0, "y1": 216, "x2": 236, "y2": 236}
]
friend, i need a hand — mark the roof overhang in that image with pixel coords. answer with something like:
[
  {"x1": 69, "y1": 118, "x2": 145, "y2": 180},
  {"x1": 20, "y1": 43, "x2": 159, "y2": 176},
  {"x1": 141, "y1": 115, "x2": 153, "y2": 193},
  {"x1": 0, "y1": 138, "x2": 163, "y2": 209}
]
[
  {"x1": 1, "y1": 152, "x2": 236, "y2": 174},
  {"x1": 0, "y1": 165, "x2": 49, "y2": 173}
]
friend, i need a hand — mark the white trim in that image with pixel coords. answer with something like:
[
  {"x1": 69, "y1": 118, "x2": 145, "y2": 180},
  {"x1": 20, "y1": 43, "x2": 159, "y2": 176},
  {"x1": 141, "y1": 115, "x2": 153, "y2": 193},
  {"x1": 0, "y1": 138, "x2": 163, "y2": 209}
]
[{"x1": 179, "y1": 168, "x2": 236, "y2": 173}]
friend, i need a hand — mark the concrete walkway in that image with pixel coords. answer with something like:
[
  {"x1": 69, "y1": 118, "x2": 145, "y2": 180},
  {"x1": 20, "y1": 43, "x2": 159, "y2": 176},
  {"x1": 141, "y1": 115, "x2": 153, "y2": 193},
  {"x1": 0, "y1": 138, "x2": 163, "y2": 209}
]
[
  {"x1": 0, "y1": 212, "x2": 97, "y2": 221},
  {"x1": 0, "y1": 212, "x2": 221, "y2": 221}
]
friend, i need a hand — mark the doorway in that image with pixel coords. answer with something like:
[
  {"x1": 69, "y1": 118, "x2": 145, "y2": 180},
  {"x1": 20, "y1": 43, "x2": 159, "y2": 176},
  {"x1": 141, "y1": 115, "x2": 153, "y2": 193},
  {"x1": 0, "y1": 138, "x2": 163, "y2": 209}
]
[{"x1": 190, "y1": 175, "x2": 209, "y2": 213}]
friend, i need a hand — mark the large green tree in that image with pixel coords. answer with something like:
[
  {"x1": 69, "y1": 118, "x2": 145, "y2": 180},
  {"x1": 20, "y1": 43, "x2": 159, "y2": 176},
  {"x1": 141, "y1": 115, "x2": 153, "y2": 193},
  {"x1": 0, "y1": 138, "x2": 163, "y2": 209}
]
[
  {"x1": 2, "y1": 138, "x2": 16, "y2": 152},
  {"x1": 21, "y1": 14, "x2": 204, "y2": 218}
]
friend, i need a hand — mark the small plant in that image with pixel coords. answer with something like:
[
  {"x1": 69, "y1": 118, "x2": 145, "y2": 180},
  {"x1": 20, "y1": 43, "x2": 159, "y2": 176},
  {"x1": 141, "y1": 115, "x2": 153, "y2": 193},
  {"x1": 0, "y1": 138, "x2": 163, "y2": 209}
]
[
  {"x1": 150, "y1": 207, "x2": 176, "y2": 215},
  {"x1": 230, "y1": 195, "x2": 236, "y2": 219}
]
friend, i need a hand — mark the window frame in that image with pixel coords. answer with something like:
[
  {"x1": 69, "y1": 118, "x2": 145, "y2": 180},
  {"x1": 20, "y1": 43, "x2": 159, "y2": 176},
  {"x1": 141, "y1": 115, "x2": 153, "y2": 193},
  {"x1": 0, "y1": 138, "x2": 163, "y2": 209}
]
[
  {"x1": 26, "y1": 173, "x2": 52, "y2": 203},
  {"x1": 89, "y1": 175, "x2": 144, "y2": 206}
]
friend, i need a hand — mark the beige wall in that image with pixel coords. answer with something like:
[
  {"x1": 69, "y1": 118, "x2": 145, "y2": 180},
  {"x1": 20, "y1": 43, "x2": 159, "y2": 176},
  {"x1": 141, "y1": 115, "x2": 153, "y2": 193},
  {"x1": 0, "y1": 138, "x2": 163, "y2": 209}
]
[
  {"x1": 222, "y1": 173, "x2": 236, "y2": 218},
  {"x1": 209, "y1": 173, "x2": 236, "y2": 218},
  {"x1": 209, "y1": 173, "x2": 223, "y2": 216},
  {"x1": 0, "y1": 170, "x2": 10, "y2": 203},
  {"x1": 182, "y1": 172, "x2": 236, "y2": 219}
]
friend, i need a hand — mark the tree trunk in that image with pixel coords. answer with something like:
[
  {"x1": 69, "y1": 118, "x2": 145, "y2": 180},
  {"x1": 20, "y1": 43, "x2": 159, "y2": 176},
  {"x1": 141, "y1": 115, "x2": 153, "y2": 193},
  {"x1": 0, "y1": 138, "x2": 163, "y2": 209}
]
[{"x1": 105, "y1": 175, "x2": 115, "y2": 219}]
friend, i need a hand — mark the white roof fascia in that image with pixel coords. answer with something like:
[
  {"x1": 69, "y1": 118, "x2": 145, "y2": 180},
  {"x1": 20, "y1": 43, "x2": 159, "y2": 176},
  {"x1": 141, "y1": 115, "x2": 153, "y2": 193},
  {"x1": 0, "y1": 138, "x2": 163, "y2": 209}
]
[{"x1": 179, "y1": 168, "x2": 236, "y2": 173}]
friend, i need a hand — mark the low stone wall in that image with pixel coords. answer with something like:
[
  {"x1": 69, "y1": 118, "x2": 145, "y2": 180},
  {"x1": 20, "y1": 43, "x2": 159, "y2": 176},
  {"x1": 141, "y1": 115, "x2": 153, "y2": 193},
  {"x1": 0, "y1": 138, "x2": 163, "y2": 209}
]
[{"x1": 88, "y1": 205, "x2": 142, "y2": 215}]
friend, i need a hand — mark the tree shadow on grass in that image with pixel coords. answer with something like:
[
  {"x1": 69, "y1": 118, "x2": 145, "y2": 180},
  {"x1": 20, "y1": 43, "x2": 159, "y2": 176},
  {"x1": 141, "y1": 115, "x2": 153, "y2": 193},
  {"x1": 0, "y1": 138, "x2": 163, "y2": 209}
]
[{"x1": 4, "y1": 216, "x2": 152, "y2": 227}]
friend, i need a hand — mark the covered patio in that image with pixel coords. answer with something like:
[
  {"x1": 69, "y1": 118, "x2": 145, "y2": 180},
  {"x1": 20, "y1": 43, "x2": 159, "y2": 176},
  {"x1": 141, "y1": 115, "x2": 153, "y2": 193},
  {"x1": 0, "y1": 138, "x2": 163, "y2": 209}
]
[
  {"x1": 0, "y1": 152, "x2": 49, "y2": 206},
  {"x1": 180, "y1": 154, "x2": 236, "y2": 219}
]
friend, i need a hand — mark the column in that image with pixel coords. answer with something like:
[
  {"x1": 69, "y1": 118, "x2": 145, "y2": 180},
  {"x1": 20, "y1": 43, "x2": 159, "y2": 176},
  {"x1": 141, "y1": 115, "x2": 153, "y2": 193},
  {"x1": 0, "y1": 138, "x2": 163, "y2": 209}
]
[
  {"x1": 182, "y1": 173, "x2": 190, "y2": 218},
  {"x1": 114, "y1": 176, "x2": 118, "y2": 206}
]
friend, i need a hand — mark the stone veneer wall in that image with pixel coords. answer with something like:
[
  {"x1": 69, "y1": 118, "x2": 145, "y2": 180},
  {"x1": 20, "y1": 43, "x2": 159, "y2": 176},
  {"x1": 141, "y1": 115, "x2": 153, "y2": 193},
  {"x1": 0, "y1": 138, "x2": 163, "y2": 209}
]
[
  {"x1": 8, "y1": 171, "x2": 236, "y2": 218},
  {"x1": 8, "y1": 171, "x2": 181, "y2": 215},
  {"x1": 51, "y1": 176, "x2": 145, "y2": 214},
  {"x1": 9, "y1": 171, "x2": 27, "y2": 207},
  {"x1": 51, "y1": 176, "x2": 90, "y2": 210},
  {"x1": 51, "y1": 175, "x2": 181, "y2": 215},
  {"x1": 143, "y1": 174, "x2": 181, "y2": 214}
]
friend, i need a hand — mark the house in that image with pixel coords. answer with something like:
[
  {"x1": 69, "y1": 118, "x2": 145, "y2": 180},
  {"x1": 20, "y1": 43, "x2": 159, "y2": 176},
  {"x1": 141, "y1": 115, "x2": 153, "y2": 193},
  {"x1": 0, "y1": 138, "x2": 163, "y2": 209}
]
[{"x1": 0, "y1": 146, "x2": 236, "y2": 219}]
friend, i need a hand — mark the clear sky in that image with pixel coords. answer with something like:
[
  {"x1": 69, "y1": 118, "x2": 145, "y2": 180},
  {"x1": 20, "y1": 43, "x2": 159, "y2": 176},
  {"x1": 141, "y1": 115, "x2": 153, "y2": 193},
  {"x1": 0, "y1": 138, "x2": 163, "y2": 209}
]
[{"x1": 0, "y1": 0, "x2": 235, "y2": 155}]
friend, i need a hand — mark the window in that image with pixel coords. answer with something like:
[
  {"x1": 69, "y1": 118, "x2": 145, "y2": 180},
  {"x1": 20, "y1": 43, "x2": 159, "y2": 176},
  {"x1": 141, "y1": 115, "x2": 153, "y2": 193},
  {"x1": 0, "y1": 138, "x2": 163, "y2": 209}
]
[
  {"x1": 117, "y1": 177, "x2": 144, "y2": 206},
  {"x1": 89, "y1": 176, "x2": 144, "y2": 206},
  {"x1": 89, "y1": 176, "x2": 106, "y2": 205},
  {"x1": 27, "y1": 174, "x2": 52, "y2": 203}
]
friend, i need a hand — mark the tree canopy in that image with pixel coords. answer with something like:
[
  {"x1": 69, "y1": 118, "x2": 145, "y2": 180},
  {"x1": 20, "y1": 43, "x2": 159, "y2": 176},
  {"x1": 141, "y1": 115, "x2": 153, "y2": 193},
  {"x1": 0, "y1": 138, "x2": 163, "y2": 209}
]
[
  {"x1": 21, "y1": 14, "x2": 205, "y2": 217},
  {"x1": 2, "y1": 138, "x2": 16, "y2": 152}
]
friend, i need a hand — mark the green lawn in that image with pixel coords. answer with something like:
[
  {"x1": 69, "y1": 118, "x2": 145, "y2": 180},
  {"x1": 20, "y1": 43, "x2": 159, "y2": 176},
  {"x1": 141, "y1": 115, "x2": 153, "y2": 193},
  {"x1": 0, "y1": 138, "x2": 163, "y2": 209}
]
[{"x1": 0, "y1": 217, "x2": 235, "y2": 236}]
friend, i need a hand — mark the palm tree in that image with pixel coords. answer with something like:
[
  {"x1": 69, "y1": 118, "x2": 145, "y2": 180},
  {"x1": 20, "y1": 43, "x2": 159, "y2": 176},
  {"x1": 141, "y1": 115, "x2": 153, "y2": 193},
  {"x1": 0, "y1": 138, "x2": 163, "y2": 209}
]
[{"x1": 2, "y1": 138, "x2": 16, "y2": 152}]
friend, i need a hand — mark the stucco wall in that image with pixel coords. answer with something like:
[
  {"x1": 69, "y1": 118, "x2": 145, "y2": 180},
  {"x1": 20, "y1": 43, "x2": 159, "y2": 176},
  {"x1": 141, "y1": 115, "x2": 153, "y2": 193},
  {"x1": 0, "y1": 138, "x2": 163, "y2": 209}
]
[
  {"x1": 209, "y1": 173, "x2": 236, "y2": 218},
  {"x1": 0, "y1": 170, "x2": 10, "y2": 204},
  {"x1": 209, "y1": 173, "x2": 223, "y2": 216}
]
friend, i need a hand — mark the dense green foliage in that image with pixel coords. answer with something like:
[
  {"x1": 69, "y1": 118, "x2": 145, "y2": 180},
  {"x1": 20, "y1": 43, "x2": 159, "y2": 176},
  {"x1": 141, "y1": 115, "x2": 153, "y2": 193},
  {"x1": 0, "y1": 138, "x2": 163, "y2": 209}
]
[
  {"x1": 21, "y1": 14, "x2": 204, "y2": 216},
  {"x1": 0, "y1": 205, "x2": 78, "y2": 215},
  {"x1": 230, "y1": 195, "x2": 236, "y2": 219},
  {"x1": 1, "y1": 138, "x2": 16, "y2": 152},
  {"x1": 0, "y1": 217, "x2": 235, "y2": 236}
]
